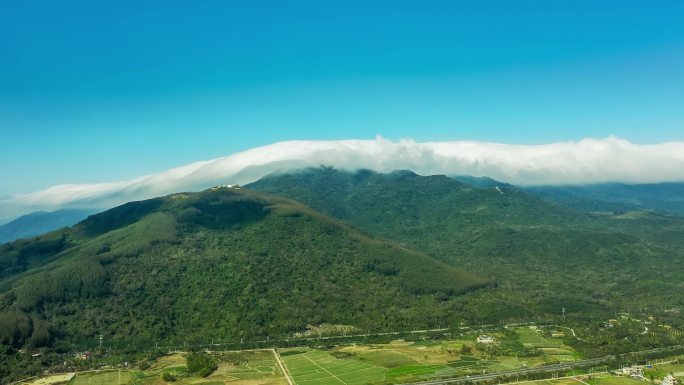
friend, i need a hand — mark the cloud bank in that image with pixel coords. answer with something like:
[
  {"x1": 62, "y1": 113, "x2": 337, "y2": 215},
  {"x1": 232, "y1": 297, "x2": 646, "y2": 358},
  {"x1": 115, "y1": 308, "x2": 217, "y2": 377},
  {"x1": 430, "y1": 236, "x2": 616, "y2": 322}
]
[{"x1": 2, "y1": 136, "x2": 684, "y2": 221}]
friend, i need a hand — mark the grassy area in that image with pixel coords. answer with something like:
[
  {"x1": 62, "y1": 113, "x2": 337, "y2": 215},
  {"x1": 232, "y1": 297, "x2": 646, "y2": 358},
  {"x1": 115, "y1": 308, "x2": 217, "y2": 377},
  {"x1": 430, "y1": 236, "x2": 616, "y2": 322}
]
[
  {"x1": 279, "y1": 329, "x2": 583, "y2": 384},
  {"x1": 646, "y1": 362, "x2": 684, "y2": 381},
  {"x1": 515, "y1": 379, "x2": 584, "y2": 385},
  {"x1": 64, "y1": 350, "x2": 286, "y2": 385},
  {"x1": 71, "y1": 371, "x2": 132, "y2": 385},
  {"x1": 585, "y1": 374, "x2": 646, "y2": 385},
  {"x1": 515, "y1": 327, "x2": 564, "y2": 349},
  {"x1": 20, "y1": 373, "x2": 75, "y2": 385},
  {"x1": 282, "y1": 349, "x2": 386, "y2": 385},
  {"x1": 516, "y1": 374, "x2": 645, "y2": 385},
  {"x1": 655, "y1": 363, "x2": 684, "y2": 376}
]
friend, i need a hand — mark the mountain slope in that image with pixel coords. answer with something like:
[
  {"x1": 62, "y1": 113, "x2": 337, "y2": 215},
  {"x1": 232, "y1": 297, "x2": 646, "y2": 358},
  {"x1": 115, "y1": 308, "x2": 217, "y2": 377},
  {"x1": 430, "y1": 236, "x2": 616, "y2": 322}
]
[
  {"x1": 248, "y1": 168, "x2": 684, "y2": 320},
  {"x1": 0, "y1": 209, "x2": 96, "y2": 244},
  {"x1": 0, "y1": 187, "x2": 489, "y2": 350}
]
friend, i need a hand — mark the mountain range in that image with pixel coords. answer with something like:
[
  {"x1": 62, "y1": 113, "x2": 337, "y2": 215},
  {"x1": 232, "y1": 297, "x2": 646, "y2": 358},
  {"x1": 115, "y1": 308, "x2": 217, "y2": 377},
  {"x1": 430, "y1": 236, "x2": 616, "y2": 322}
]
[
  {"x1": 0, "y1": 209, "x2": 97, "y2": 244},
  {"x1": 1, "y1": 168, "x2": 683, "y2": 355},
  {"x1": 3, "y1": 174, "x2": 684, "y2": 245},
  {"x1": 249, "y1": 169, "x2": 684, "y2": 318}
]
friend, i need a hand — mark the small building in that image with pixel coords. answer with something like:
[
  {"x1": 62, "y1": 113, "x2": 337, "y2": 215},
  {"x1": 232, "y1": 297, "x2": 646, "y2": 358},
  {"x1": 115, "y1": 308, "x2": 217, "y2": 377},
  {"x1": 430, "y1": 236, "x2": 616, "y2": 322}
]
[
  {"x1": 211, "y1": 184, "x2": 241, "y2": 190},
  {"x1": 74, "y1": 351, "x2": 93, "y2": 360},
  {"x1": 617, "y1": 366, "x2": 643, "y2": 378},
  {"x1": 477, "y1": 335, "x2": 495, "y2": 344}
]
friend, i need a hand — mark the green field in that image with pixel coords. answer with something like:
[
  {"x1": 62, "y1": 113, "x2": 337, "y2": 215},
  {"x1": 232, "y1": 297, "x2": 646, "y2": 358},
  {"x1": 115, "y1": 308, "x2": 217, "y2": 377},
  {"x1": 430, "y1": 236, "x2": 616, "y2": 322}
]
[
  {"x1": 71, "y1": 371, "x2": 133, "y2": 385},
  {"x1": 586, "y1": 374, "x2": 647, "y2": 385},
  {"x1": 645, "y1": 362, "x2": 684, "y2": 381},
  {"x1": 21, "y1": 330, "x2": 585, "y2": 385},
  {"x1": 655, "y1": 363, "x2": 684, "y2": 377},
  {"x1": 65, "y1": 350, "x2": 286, "y2": 385},
  {"x1": 279, "y1": 329, "x2": 582, "y2": 384},
  {"x1": 282, "y1": 349, "x2": 386, "y2": 385}
]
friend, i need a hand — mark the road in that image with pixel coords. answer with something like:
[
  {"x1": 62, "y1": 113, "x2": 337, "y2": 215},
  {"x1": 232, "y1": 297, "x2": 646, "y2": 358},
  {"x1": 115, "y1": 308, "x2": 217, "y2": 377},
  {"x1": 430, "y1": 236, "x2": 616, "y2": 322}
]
[{"x1": 272, "y1": 348, "x2": 295, "y2": 385}]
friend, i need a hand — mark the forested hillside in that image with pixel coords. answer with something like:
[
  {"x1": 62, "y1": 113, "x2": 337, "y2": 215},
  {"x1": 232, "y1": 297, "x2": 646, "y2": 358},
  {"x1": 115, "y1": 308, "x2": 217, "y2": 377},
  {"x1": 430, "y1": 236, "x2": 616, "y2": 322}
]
[
  {"x1": 249, "y1": 168, "x2": 684, "y2": 321},
  {"x1": 0, "y1": 187, "x2": 489, "y2": 352}
]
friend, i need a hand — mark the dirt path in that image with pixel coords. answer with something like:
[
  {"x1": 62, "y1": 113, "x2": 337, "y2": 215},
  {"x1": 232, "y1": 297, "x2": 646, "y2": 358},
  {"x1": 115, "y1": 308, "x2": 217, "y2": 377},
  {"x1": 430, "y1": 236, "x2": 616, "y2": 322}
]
[{"x1": 272, "y1": 349, "x2": 295, "y2": 385}]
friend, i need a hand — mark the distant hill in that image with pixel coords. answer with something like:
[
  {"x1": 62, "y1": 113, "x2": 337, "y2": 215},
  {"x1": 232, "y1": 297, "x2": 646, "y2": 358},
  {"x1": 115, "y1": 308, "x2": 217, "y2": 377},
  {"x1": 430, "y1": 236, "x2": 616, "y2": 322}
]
[
  {"x1": 451, "y1": 176, "x2": 684, "y2": 216},
  {"x1": 0, "y1": 187, "x2": 488, "y2": 351},
  {"x1": 249, "y1": 168, "x2": 684, "y2": 321},
  {"x1": 521, "y1": 183, "x2": 684, "y2": 216},
  {"x1": 0, "y1": 209, "x2": 97, "y2": 244}
]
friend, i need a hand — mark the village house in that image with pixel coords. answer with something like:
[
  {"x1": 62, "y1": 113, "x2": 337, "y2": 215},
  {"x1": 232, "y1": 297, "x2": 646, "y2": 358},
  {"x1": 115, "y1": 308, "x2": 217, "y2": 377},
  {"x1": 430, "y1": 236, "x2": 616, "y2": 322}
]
[
  {"x1": 662, "y1": 375, "x2": 678, "y2": 385},
  {"x1": 477, "y1": 335, "x2": 495, "y2": 344},
  {"x1": 616, "y1": 366, "x2": 643, "y2": 378}
]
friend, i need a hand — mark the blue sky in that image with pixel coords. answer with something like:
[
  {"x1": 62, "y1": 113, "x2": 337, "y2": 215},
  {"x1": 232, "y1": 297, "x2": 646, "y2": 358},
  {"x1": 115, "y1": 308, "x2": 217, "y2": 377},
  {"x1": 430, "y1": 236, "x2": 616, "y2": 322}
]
[{"x1": 1, "y1": 0, "x2": 683, "y2": 195}]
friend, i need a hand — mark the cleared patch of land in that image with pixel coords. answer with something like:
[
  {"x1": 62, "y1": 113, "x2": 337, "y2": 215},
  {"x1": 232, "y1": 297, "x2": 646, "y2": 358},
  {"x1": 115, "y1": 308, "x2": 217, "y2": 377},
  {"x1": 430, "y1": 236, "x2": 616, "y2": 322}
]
[
  {"x1": 281, "y1": 349, "x2": 386, "y2": 385},
  {"x1": 67, "y1": 350, "x2": 286, "y2": 385},
  {"x1": 71, "y1": 370, "x2": 132, "y2": 385},
  {"x1": 19, "y1": 373, "x2": 75, "y2": 385},
  {"x1": 585, "y1": 374, "x2": 647, "y2": 385}
]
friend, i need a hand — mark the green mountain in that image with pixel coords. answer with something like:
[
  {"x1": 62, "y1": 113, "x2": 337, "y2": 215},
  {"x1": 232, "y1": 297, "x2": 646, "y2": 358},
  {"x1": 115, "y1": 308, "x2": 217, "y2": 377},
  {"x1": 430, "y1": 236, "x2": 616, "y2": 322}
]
[
  {"x1": 248, "y1": 168, "x2": 684, "y2": 321},
  {"x1": 0, "y1": 209, "x2": 97, "y2": 244},
  {"x1": 0, "y1": 187, "x2": 489, "y2": 351}
]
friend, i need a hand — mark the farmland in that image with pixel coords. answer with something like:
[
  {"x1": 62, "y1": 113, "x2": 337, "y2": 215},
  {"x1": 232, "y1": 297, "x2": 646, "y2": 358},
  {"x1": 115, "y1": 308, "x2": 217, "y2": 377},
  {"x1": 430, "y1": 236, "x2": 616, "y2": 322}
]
[
  {"x1": 517, "y1": 374, "x2": 646, "y2": 385},
  {"x1": 14, "y1": 325, "x2": 684, "y2": 385},
  {"x1": 280, "y1": 326, "x2": 584, "y2": 384},
  {"x1": 18, "y1": 351, "x2": 287, "y2": 385}
]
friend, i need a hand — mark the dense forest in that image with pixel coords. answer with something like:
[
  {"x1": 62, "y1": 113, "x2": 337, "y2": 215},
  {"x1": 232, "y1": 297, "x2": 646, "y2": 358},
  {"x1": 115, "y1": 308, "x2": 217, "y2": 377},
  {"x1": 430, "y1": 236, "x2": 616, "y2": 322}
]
[
  {"x1": 248, "y1": 168, "x2": 684, "y2": 321},
  {"x1": 0, "y1": 187, "x2": 490, "y2": 354}
]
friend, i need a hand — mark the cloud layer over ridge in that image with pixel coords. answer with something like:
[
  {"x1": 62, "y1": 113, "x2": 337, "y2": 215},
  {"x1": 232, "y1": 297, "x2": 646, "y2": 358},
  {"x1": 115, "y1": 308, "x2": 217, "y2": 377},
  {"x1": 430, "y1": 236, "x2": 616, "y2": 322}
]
[{"x1": 2, "y1": 136, "x2": 684, "y2": 221}]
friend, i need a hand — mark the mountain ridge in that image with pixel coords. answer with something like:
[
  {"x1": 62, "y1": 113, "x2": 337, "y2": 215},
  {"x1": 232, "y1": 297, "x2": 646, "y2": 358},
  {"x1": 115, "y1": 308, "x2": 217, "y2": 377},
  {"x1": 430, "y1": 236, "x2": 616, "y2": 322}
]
[
  {"x1": 0, "y1": 209, "x2": 98, "y2": 244},
  {"x1": 248, "y1": 167, "x2": 684, "y2": 320}
]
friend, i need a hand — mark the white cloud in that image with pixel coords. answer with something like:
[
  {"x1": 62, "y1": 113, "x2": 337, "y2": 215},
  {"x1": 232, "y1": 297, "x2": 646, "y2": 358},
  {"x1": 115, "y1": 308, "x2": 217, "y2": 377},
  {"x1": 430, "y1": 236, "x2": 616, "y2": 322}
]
[{"x1": 2, "y1": 136, "x2": 684, "y2": 221}]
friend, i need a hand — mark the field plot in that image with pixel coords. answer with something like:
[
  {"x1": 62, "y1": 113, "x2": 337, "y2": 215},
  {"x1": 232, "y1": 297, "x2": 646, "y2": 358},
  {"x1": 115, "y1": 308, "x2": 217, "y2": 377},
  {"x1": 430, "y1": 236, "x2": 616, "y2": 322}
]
[
  {"x1": 512, "y1": 327, "x2": 579, "y2": 362},
  {"x1": 644, "y1": 362, "x2": 684, "y2": 382},
  {"x1": 67, "y1": 350, "x2": 286, "y2": 385},
  {"x1": 282, "y1": 349, "x2": 386, "y2": 385},
  {"x1": 71, "y1": 370, "x2": 132, "y2": 385},
  {"x1": 515, "y1": 327, "x2": 564, "y2": 349},
  {"x1": 585, "y1": 374, "x2": 647, "y2": 385},
  {"x1": 21, "y1": 330, "x2": 582, "y2": 385},
  {"x1": 279, "y1": 328, "x2": 583, "y2": 385},
  {"x1": 210, "y1": 350, "x2": 288, "y2": 384},
  {"x1": 514, "y1": 375, "x2": 616, "y2": 385},
  {"x1": 19, "y1": 373, "x2": 75, "y2": 385},
  {"x1": 654, "y1": 363, "x2": 684, "y2": 378}
]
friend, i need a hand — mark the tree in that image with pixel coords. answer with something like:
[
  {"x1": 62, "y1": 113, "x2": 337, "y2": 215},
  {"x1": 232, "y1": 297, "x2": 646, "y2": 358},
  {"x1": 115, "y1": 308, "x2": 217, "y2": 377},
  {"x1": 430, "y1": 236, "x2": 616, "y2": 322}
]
[{"x1": 186, "y1": 352, "x2": 217, "y2": 378}]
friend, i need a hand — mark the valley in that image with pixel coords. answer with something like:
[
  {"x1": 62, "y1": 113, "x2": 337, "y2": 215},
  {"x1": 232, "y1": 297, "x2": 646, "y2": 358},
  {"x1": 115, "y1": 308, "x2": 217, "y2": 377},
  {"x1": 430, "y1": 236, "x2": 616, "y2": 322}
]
[{"x1": 12, "y1": 319, "x2": 684, "y2": 385}]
